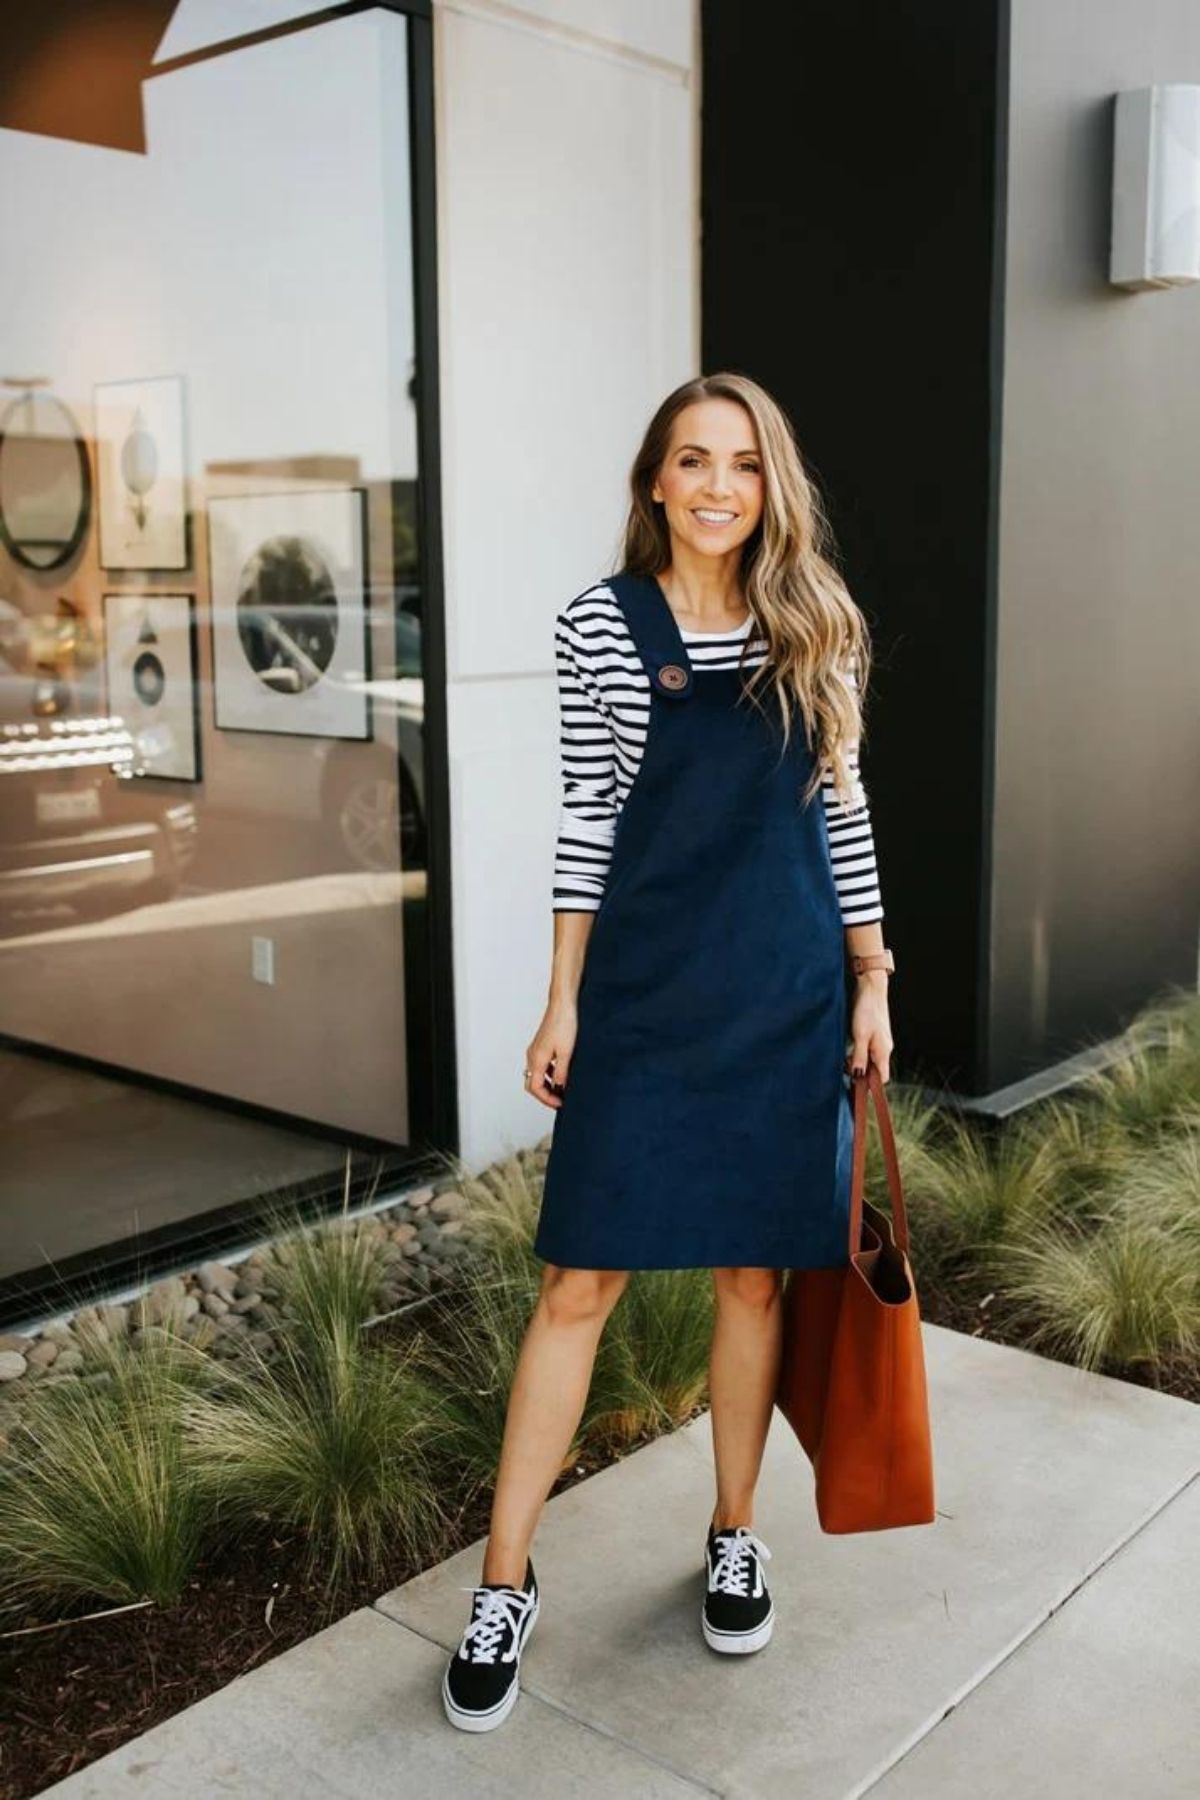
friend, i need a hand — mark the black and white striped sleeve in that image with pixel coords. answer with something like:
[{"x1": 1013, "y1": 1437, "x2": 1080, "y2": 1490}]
[
  {"x1": 551, "y1": 608, "x2": 617, "y2": 911},
  {"x1": 821, "y1": 659, "x2": 885, "y2": 925}
]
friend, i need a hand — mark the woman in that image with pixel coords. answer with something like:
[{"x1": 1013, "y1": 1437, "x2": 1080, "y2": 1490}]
[{"x1": 442, "y1": 372, "x2": 894, "y2": 1733}]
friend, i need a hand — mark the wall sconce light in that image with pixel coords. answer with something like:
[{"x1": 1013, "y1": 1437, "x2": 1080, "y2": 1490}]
[{"x1": 1110, "y1": 84, "x2": 1200, "y2": 290}]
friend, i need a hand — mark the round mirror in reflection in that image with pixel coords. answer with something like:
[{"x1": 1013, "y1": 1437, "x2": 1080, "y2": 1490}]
[
  {"x1": 0, "y1": 388, "x2": 92, "y2": 571},
  {"x1": 235, "y1": 533, "x2": 339, "y2": 695}
]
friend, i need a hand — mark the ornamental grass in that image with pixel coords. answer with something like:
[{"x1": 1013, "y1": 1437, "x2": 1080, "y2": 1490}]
[
  {"x1": 2, "y1": 988, "x2": 1195, "y2": 1628},
  {"x1": 182, "y1": 1319, "x2": 447, "y2": 1603},
  {"x1": 258, "y1": 1195, "x2": 391, "y2": 1346},
  {"x1": 0, "y1": 1330, "x2": 216, "y2": 1620},
  {"x1": 1001, "y1": 1210, "x2": 1200, "y2": 1373},
  {"x1": 417, "y1": 1149, "x2": 715, "y2": 1466},
  {"x1": 584, "y1": 1268, "x2": 714, "y2": 1452},
  {"x1": 998, "y1": 1110, "x2": 1200, "y2": 1375}
]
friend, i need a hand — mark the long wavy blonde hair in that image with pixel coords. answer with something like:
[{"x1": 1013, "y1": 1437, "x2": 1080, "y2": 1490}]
[{"x1": 618, "y1": 372, "x2": 873, "y2": 811}]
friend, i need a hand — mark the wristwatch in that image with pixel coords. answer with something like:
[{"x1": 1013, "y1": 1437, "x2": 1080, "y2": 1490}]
[{"x1": 850, "y1": 949, "x2": 895, "y2": 976}]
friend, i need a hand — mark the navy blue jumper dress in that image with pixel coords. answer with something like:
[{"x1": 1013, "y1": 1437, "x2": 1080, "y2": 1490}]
[{"x1": 533, "y1": 569, "x2": 854, "y2": 1272}]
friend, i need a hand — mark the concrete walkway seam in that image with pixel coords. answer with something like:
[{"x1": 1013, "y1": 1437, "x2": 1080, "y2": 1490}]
[
  {"x1": 368, "y1": 1604, "x2": 722, "y2": 1796},
  {"x1": 847, "y1": 1464, "x2": 1200, "y2": 1800}
]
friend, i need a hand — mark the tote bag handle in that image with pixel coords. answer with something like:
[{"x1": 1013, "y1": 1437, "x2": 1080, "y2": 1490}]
[{"x1": 848, "y1": 1062, "x2": 909, "y2": 1255}]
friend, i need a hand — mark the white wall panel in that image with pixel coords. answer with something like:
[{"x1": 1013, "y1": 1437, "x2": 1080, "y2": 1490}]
[
  {"x1": 435, "y1": 0, "x2": 697, "y2": 1166},
  {"x1": 440, "y1": 0, "x2": 693, "y2": 71}
]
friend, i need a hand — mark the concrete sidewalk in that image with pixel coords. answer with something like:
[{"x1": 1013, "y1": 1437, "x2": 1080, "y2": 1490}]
[{"x1": 44, "y1": 1327, "x2": 1200, "y2": 1798}]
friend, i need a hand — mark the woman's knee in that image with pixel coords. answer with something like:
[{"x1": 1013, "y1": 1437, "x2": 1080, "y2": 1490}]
[
  {"x1": 712, "y1": 1265, "x2": 781, "y2": 1310},
  {"x1": 539, "y1": 1263, "x2": 629, "y2": 1326}
]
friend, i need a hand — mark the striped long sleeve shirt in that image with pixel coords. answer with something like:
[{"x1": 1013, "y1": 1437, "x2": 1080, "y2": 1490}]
[{"x1": 552, "y1": 581, "x2": 885, "y2": 925}]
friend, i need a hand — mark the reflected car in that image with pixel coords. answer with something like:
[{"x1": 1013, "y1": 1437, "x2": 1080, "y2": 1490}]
[
  {"x1": 202, "y1": 590, "x2": 427, "y2": 876},
  {"x1": 0, "y1": 608, "x2": 198, "y2": 929}
]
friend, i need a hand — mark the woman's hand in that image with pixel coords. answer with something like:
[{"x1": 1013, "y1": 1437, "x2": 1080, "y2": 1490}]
[
  {"x1": 524, "y1": 1000, "x2": 578, "y2": 1110},
  {"x1": 846, "y1": 973, "x2": 893, "y2": 1082}
]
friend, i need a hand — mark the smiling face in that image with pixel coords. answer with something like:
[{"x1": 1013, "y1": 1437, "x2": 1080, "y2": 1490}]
[{"x1": 650, "y1": 398, "x2": 765, "y2": 561}]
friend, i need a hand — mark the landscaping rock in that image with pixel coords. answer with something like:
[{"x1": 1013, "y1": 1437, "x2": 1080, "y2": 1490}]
[
  {"x1": 73, "y1": 1303, "x2": 127, "y2": 1345},
  {"x1": 197, "y1": 1261, "x2": 239, "y2": 1297},
  {"x1": 2, "y1": 1170, "x2": 506, "y2": 1393},
  {"x1": 133, "y1": 1280, "x2": 188, "y2": 1329},
  {"x1": 132, "y1": 1325, "x2": 173, "y2": 1350}
]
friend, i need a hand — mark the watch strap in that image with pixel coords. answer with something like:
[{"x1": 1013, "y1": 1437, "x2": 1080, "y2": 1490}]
[{"x1": 850, "y1": 949, "x2": 895, "y2": 976}]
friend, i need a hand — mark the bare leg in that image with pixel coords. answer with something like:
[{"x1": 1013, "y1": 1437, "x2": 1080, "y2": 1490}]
[
  {"x1": 481, "y1": 1263, "x2": 629, "y2": 1585},
  {"x1": 707, "y1": 1267, "x2": 783, "y2": 1531}
]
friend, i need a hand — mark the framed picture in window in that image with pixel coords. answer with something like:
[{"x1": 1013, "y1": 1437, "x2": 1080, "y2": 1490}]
[
  {"x1": 102, "y1": 591, "x2": 201, "y2": 781},
  {"x1": 94, "y1": 375, "x2": 189, "y2": 571},
  {"x1": 207, "y1": 487, "x2": 371, "y2": 741}
]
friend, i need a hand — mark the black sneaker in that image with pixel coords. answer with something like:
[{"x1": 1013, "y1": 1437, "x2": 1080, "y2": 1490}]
[
  {"x1": 442, "y1": 1557, "x2": 540, "y2": 1731},
  {"x1": 702, "y1": 1524, "x2": 775, "y2": 1654}
]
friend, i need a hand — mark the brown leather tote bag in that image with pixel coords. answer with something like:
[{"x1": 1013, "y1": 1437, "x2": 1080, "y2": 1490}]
[{"x1": 776, "y1": 1060, "x2": 935, "y2": 1533}]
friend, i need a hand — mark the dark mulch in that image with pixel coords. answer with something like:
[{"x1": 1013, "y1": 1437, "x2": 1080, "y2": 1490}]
[
  {"x1": 1, "y1": 1516, "x2": 464, "y2": 1799},
  {"x1": 0, "y1": 1305, "x2": 681, "y2": 1800},
  {"x1": 3, "y1": 1277, "x2": 1196, "y2": 1799}
]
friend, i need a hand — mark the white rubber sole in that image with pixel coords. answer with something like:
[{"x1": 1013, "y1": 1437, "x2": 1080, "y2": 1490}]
[
  {"x1": 441, "y1": 1593, "x2": 540, "y2": 1732},
  {"x1": 701, "y1": 1598, "x2": 776, "y2": 1655}
]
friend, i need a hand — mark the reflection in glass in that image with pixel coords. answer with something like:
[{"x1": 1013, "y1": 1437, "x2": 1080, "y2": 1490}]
[
  {"x1": 0, "y1": 5, "x2": 427, "y2": 1306},
  {"x1": 237, "y1": 535, "x2": 339, "y2": 695},
  {"x1": 0, "y1": 387, "x2": 91, "y2": 571}
]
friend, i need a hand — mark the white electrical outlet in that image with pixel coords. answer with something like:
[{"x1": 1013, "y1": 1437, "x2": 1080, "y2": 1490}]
[{"x1": 251, "y1": 936, "x2": 276, "y2": 985}]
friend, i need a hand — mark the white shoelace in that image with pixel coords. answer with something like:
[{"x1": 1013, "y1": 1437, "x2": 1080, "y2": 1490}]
[
  {"x1": 457, "y1": 1584, "x2": 534, "y2": 1664},
  {"x1": 709, "y1": 1526, "x2": 772, "y2": 1596}
]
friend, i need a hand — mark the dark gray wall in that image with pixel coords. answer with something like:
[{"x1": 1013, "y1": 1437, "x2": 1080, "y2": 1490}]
[
  {"x1": 701, "y1": 0, "x2": 1199, "y2": 1101},
  {"x1": 987, "y1": 0, "x2": 1200, "y2": 1082},
  {"x1": 701, "y1": 0, "x2": 1006, "y2": 1095}
]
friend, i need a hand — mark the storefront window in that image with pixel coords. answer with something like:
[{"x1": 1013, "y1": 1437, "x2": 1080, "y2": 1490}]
[{"x1": 0, "y1": 2, "x2": 442, "y2": 1316}]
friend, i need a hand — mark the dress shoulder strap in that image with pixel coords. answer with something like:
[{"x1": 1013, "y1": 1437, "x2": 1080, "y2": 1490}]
[{"x1": 605, "y1": 570, "x2": 695, "y2": 700}]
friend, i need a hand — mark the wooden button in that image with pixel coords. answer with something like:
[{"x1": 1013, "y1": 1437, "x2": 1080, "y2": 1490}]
[{"x1": 658, "y1": 663, "x2": 688, "y2": 690}]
